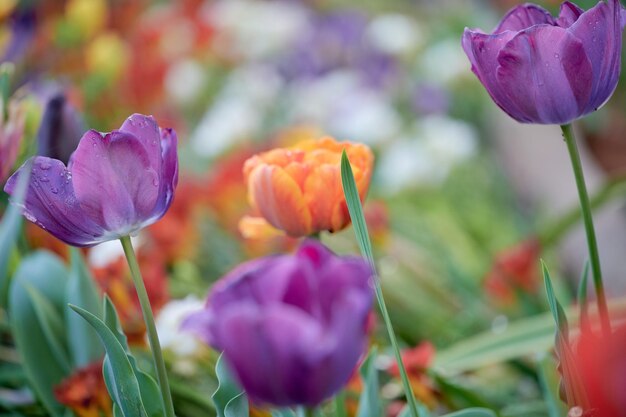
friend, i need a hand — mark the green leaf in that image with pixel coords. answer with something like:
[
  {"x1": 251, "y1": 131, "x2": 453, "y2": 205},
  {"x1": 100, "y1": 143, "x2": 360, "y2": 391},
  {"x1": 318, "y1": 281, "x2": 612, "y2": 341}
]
[
  {"x1": 398, "y1": 403, "x2": 431, "y2": 417},
  {"x1": 23, "y1": 285, "x2": 72, "y2": 374},
  {"x1": 537, "y1": 353, "x2": 566, "y2": 417},
  {"x1": 103, "y1": 295, "x2": 130, "y2": 349},
  {"x1": 577, "y1": 261, "x2": 590, "y2": 333},
  {"x1": 356, "y1": 348, "x2": 381, "y2": 417},
  {"x1": 440, "y1": 408, "x2": 497, "y2": 417},
  {"x1": 0, "y1": 162, "x2": 31, "y2": 309},
  {"x1": 66, "y1": 248, "x2": 104, "y2": 367},
  {"x1": 70, "y1": 305, "x2": 148, "y2": 417},
  {"x1": 8, "y1": 251, "x2": 70, "y2": 417},
  {"x1": 340, "y1": 151, "x2": 375, "y2": 268},
  {"x1": 213, "y1": 353, "x2": 248, "y2": 417},
  {"x1": 101, "y1": 296, "x2": 164, "y2": 417},
  {"x1": 542, "y1": 262, "x2": 569, "y2": 339},
  {"x1": 542, "y1": 262, "x2": 586, "y2": 408}
]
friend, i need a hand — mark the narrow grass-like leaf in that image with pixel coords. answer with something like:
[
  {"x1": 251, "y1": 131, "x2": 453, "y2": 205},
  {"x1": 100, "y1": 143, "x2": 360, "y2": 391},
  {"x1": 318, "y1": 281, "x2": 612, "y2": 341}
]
[
  {"x1": 213, "y1": 354, "x2": 248, "y2": 417},
  {"x1": 356, "y1": 348, "x2": 381, "y2": 417},
  {"x1": 341, "y1": 152, "x2": 421, "y2": 417},
  {"x1": 70, "y1": 305, "x2": 148, "y2": 417},
  {"x1": 340, "y1": 151, "x2": 374, "y2": 268},
  {"x1": 0, "y1": 162, "x2": 31, "y2": 308},
  {"x1": 272, "y1": 409, "x2": 297, "y2": 417},
  {"x1": 542, "y1": 262, "x2": 569, "y2": 339},
  {"x1": 24, "y1": 285, "x2": 72, "y2": 374},
  {"x1": 66, "y1": 247, "x2": 103, "y2": 367}
]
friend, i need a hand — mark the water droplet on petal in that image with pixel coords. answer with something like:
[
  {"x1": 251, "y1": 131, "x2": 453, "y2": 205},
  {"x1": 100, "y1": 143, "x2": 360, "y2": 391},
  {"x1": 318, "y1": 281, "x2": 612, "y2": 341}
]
[
  {"x1": 50, "y1": 187, "x2": 59, "y2": 194},
  {"x1": 39, "y1": 162, "x2": 51, "y2": 170},
  {"x1": 24, "y1": 212, "x2": 37, "y2": 223}
]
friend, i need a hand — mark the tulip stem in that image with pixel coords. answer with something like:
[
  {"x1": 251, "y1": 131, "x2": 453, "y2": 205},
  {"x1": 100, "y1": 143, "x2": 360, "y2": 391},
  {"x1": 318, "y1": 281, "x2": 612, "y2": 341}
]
[
  {"x1": 120, "y1": 236, "x2": 176, "y2": 417},
  {"x1": 560, "y1": 124, "x2": 611, "y2": 335}
]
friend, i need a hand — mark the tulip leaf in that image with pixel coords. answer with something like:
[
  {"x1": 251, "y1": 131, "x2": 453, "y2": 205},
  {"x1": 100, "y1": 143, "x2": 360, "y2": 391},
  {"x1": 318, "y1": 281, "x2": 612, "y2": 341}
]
[
  {"x1": 65, "y1": 247, "x2": 104, "y2": 367},
  {"x1": 23, "y1": 284, "x2": 72, "y2": 374},
  {"x1": 70, "y1": 304, "x2": 149, "y2": 417},
  {"x1": 356, "y1": 348, "x2": 381, "y2": 417},
  {"x1": 213, "y1": 353, "x2": 248, "y2": 417},
  {"x1": 542, "y1": 262, "x2": 587, "y2": 408},
  {"x1": 101, "y1": 296, "x2": 165, "y2": 417},
  {"x1": 537, "y1": 353, "x2": 566, "y2": 417},
  {"x1": 340, "y1": 151, "x2": 374, "y2": 268},
  {"x1": 399, "y1": 403, "x2": 432, "y2": 417},
  {"x1": 9, "y1": 251, "x2": 70, "y2": 417},
  {"x1": 0, "y1": 161, "x2": 31, "y2": 309}
]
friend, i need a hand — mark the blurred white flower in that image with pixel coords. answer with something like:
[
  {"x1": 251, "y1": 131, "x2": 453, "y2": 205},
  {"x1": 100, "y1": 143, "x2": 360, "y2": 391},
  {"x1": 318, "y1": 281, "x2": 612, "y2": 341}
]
[
  {"x1": 367, "y1": 14, "x2": 422, "y2": 55},
  {"x1": 377, "y1": 116, "x2": 478, "y2": 192},
  {"x1": 191, "y1": 65, "x2": 283, "y2": 157},
  {"x1": 165, "y1": 59, "x2": 206, "y2": 105},
  {"x1": 287, "y1": 70, "x2": 400, "y2": 145},
  {"x1": 419, "y1": 38, "x2": 471, "y2": 85},
  {"x1": 88, "y1": 236, "x2": 142, "y2": 268},
  {"x1": 155, "y1": 296, "x2": 205, "y2": 358},
  {"x1": 208, "y1": 0, "x2": 309, "y2": 60}
]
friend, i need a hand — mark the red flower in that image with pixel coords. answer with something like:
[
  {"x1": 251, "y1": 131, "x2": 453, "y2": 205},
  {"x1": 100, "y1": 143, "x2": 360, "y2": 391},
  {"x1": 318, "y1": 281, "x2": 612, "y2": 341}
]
[{"x1": 54, "y1": 361, "x2": 112, "y2": 417}]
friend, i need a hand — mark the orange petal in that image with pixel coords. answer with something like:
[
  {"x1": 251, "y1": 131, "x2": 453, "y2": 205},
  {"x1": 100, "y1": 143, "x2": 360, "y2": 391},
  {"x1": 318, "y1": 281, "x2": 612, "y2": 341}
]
[
  {"x1": 238, "y1": 216, "x2": 284, "y2": 239},
  {"x1": 303, "y1": 164, "x2": 346, "y2": 232},
  {"x1": 247, "y1": 164, "x2": 312, "y2": 237}
]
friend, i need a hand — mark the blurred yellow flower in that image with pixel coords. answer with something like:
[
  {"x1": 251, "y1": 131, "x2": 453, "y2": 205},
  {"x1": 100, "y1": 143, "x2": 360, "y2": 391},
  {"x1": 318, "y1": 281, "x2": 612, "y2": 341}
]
[
  {"x1": 86, "y1": 32, "x2": 129, "y2": 82},
  {"x1": 66, "y1": 0, "x2": 108, "y2": 39},
  {"x1": 240, "y1": 137, "x2": 374, "y2": 238}
]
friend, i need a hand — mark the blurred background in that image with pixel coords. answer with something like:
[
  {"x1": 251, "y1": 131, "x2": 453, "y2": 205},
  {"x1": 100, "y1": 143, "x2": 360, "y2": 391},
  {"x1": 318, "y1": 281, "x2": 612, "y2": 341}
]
[{"x1": 1, "y1": 0, "x2": 626, "y2": 415}]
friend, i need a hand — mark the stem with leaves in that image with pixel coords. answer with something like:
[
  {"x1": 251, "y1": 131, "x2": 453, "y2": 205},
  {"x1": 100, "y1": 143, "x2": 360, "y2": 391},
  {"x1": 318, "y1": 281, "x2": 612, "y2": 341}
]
[
  {"x1": 120, "y1": 236, "x2": 176, "y2": 417},
  {"x1": 560, "y1": 124, "x2": 610, "y2": 335}
]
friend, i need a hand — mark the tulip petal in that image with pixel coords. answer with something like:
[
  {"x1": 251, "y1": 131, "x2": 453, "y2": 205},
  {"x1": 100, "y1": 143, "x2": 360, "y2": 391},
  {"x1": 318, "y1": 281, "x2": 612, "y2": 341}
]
[
  {"x1": 462, "y1": 29, "x2": 526, "y2": 120},
  {"x1": 70, "y1": 130, "x2": 159, "y2": 232},
  {"x1": 303, "y1": 165, "x2": 344, "y2": 232},
  {"x1": 556, "y1": 2, "x2": 584, "y2": 28},
  {"x1": 4, "y1": 157, "x2": 105, "y2": 246},
  {"x1": 496, "y1": 25, "x2": 593, "y2": 124},
  {"x1": 568, "y1": 0, "x2": 623, "y2": 113},
  {"x1": 247, "y1": 165, "x2": 312, "y2": 237},
  {"x1": 494, "y1": 4, "x2": 554, "y2": 33},
  {"x1": 119, "y1": 113, "x2": 162, "y2": 173},
  {"x1": 216, "y1": 304, "x2": 328, "y2": 406},
  {"x1": 151, "y1": 127, "x2": 178, "y2": 221}
]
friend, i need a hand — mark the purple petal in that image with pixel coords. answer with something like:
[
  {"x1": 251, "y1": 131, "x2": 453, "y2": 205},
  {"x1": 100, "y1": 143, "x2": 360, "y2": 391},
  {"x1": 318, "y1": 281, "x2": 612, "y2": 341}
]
[
  {"x1": 3, "y1": 157, "x2": 105, "y2": 246},
  {"x1": 556, "y1": 2, "x2": 585, "y2": 28},
  {"x1": 150, "y1": 127, "x2": 178, "y2": 221},
  {"x1": 119, "y1": 114, "x2": 162, "y2": 174},
  {"x1": 69, "y1": 130, "x2": 159, "y2": 232},
  {"x1": 568, "y1": 0, "x2": 623, "y2": 113},
  {"x1": 493, "y1": 4, "x2": 554, "y2": 34},
  {"x1": 215, "y1": 304, "x2": 327, "y2": 406},
  {"x1": 496, "y1": 25, "x2": 593, "y2": 124},
  {"x1": 462, "y1": 29, "x2": 527, "y2": 120}
]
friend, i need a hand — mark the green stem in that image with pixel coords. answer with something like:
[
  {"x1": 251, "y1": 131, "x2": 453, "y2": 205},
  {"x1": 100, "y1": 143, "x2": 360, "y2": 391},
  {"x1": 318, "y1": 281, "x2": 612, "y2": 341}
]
[
  {"x1": 334, "y1": 391, "x2": 348, "y2": 417},
  {"x1": 539, "y1": 175, "x2": 626, "y2": 247},
  {"x1": 120, "y1": 236, "x2": 176, "y2": 417},
  {"x1": 560, "y1": 124, "x2": 610, "y2": 335}
]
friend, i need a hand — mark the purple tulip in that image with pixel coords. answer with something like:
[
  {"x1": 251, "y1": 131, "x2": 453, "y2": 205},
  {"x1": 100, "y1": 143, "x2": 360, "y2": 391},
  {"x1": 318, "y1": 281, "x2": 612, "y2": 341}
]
[
  {"x1": 183, "y1": 240, "x2": 373, "y2": 407},
  {"x1": 3, "y1": 113, "x2": 178, "y2": 247},
  {"x1": 462, "y1": 0, "x2": 625, "y2": 124}
]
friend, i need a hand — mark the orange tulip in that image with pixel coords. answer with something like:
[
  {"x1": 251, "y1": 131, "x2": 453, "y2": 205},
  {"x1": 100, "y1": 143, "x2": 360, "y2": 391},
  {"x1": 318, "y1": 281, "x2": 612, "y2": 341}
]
[{"x1": 240, "y1": 137, "x2": 374, "y2": 238}]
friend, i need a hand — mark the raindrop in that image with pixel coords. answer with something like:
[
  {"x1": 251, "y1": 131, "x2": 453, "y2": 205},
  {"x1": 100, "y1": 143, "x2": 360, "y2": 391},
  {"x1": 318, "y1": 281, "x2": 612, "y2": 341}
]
[
  {"x1": 24, "y1": 212, "x2": 37, "y2": 223},
  {"x1": 50, "y1": 187, "x2": 59, "y2": 194},
  {"x1": 152, "y1": 178, "x2": 159, "y2": 187},
  {"x1": 39, "y1": 176, "x2": 50, "y2": 183},
  {"x1": 39, "y1": 162, "x2": 51, "y2": 170}
]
